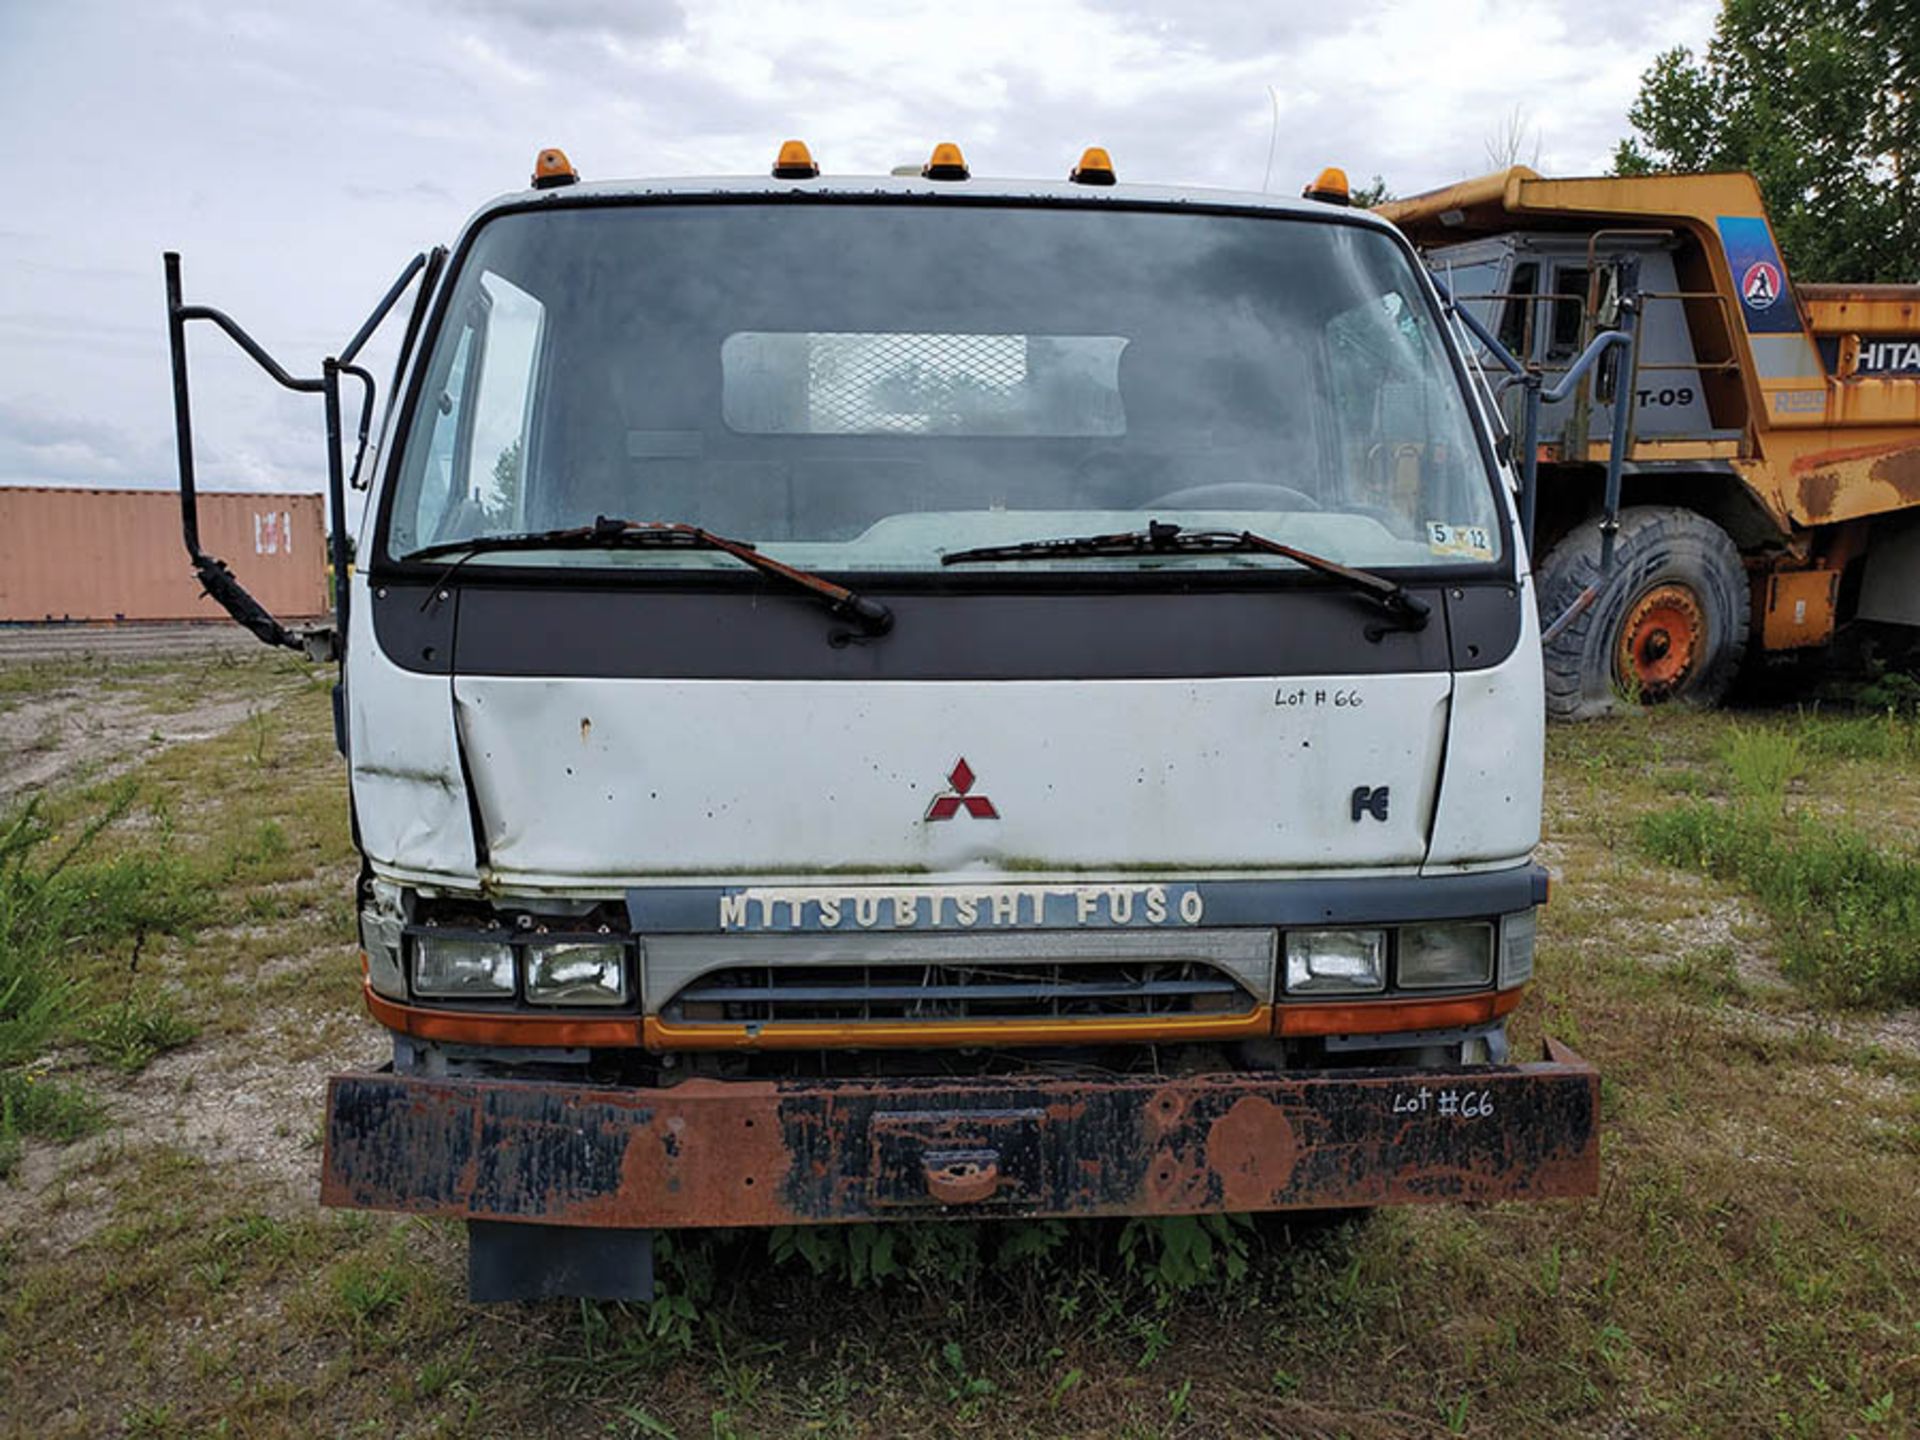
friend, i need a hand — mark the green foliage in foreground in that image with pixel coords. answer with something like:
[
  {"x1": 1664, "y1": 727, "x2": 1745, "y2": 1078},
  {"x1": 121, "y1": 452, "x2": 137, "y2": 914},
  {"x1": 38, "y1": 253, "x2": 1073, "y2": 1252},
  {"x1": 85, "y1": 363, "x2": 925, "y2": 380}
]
[
  {"x1": 544, "y1": 1214, "x2": 1275, "y2": 1363},
  {"x1": 1640, "y1": 797, "x2": 1920, "y2": 1007},
  {"x1": 0, "y1": 789, "x2": 210, "y2": 1169},
  {"x1": 554, "y1": 1213, "x2": 1322, "y2": 1377}
]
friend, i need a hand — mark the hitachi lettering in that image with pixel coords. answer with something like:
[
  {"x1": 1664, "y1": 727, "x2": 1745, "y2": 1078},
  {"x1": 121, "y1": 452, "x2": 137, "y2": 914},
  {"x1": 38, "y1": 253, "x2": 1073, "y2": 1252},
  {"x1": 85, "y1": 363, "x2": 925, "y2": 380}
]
[
  {"x1": 1859, "y1": 338, "x2": 1920, "y2": 375},
  {"x1": 712, "y1": 883, "x2": 1207, "y2": 932},
  {"x1": 1817, "y1": 334, "x2": 1920, "y2": 376}
]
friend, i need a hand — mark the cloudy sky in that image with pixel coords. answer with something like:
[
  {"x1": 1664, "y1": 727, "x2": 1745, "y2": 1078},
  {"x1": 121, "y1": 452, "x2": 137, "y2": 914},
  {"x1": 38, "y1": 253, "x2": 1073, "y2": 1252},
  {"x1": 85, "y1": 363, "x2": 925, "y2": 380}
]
[{"x1": 0, "y1": 0, "x2": 1717, "y2": 505}]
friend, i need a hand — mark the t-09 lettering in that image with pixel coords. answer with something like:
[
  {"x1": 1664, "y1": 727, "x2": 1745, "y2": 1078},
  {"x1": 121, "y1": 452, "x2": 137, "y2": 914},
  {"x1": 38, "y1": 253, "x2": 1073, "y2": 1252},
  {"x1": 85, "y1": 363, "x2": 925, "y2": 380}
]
[{"x1": 1635, "y1": 385, "x2": 1695, "y2": 408}]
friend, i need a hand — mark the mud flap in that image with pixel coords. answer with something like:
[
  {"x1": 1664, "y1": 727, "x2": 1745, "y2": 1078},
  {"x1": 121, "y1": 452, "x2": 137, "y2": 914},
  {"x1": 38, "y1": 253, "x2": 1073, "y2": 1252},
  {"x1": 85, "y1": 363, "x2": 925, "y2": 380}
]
[{"x1": 467, "y1": 1220, "x2": 654, "y2": 1303}]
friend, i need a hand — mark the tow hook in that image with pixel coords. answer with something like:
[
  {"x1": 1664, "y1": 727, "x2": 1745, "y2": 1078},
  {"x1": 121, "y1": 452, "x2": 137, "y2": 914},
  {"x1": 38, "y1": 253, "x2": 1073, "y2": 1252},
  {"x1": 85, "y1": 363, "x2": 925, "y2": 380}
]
[{"x1": 922, "y1": 1149, "x2": 1003, "y2": 1205}]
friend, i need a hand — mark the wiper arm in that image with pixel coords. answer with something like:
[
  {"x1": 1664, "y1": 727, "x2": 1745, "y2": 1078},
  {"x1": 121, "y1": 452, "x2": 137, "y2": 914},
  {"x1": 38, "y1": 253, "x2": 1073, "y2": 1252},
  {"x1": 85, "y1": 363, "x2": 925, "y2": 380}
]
[
  {"x1": 943, "y1": 520, "x2": 1430, "y2": 632},
  {"x1": 406, "y1": 518, "x2": 893, "y2": 637}
]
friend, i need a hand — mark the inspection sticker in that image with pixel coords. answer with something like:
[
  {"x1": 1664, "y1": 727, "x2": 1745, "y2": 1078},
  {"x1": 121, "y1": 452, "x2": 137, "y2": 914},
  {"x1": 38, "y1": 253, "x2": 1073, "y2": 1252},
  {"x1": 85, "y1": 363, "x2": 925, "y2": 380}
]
[{"x1": 1425, "y1": 522, "x2": 1494, "y2": 560}]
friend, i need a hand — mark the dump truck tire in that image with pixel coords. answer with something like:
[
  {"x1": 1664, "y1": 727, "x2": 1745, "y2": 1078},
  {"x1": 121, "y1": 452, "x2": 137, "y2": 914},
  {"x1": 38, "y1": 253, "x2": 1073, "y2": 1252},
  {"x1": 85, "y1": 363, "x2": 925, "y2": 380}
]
[{"x1": 1537, "y1": 506, "x2": 1749, "y2": 721}]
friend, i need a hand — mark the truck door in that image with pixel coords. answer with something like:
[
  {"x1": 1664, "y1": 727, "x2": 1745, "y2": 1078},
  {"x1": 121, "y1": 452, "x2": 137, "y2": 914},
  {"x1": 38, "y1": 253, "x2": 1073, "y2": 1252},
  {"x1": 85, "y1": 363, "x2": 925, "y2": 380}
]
[{"x1": 1534, "y1": 262, "x2": 1594, "y2": 455}]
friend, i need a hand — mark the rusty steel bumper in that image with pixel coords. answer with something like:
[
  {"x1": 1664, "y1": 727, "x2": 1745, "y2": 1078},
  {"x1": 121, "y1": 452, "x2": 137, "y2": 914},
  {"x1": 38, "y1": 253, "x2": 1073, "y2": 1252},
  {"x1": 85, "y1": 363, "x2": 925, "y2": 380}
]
[{"x1": 320, "y1": 1040, "x2": 1598, "y2": 1226}]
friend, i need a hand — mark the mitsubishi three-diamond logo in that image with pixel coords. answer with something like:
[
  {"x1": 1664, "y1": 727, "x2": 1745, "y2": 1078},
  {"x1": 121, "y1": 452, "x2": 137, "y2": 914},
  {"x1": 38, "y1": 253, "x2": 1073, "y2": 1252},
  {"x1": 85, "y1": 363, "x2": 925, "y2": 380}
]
[{"x1": 924, "y1": 758, "x2": 998, "y2": 821}]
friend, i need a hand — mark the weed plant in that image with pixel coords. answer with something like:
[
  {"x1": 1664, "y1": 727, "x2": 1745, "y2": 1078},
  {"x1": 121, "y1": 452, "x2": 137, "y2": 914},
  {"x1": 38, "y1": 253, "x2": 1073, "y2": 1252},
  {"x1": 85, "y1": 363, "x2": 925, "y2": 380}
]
[
  {"x1": 0, "y1": 787, "x2": 210, "y2": 1171},
  {"x1": 550, "y1": 1212, "x2": 1319, "y2": 1390},
  {"x1": 84, "y1": 989, "x2": 201, "y2": 1074},
  {"x1": 1719, "y1": 724, "x2": 1804, "y2": 807}
]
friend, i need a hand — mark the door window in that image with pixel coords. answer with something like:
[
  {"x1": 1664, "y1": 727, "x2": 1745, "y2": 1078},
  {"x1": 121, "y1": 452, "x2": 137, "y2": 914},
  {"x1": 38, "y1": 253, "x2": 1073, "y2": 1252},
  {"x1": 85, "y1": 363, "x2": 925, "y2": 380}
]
[{"x1": 391, "y1": 272, "x2": 545, "y2": 553}]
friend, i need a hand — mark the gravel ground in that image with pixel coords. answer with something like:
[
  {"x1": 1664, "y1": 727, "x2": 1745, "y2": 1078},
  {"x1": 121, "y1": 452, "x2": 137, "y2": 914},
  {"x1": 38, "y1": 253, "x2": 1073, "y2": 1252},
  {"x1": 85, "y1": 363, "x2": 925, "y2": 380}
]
[{"x1": 0, "y1": 622, "x2": 271, "y2": 663}]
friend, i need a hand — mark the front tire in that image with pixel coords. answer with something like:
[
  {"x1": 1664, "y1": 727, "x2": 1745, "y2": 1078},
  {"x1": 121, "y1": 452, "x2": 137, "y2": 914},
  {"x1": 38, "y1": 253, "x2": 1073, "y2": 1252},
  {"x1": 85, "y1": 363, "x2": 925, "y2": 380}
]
[{"x1": 1536, "y1": 506, "x2": 1750, "y2": 721}]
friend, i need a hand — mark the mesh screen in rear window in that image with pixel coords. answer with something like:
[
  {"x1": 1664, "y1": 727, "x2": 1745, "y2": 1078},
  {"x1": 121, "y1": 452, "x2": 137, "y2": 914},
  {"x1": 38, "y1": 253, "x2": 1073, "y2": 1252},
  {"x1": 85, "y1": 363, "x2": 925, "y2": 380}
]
[{"x1": 721, "y1": 331, "x2": 1127, "y2": 436}]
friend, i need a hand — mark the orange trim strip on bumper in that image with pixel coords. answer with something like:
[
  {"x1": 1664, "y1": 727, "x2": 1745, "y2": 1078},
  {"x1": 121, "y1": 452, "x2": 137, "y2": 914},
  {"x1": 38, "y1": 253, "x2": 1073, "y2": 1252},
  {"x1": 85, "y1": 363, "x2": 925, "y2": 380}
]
[
  {"x1": 364, "y1": 984, "x2": 1527, "y2": 1051},
  {"x1": 364, "y1": 987, "x2": 640, "y2": 1048},
  {"x1": 641, "y1": 1007, "x2": 1277, "y2": 1052},
  {"x1": 1274, "y1": 986, "x2": 1524, "y2": 1037}
]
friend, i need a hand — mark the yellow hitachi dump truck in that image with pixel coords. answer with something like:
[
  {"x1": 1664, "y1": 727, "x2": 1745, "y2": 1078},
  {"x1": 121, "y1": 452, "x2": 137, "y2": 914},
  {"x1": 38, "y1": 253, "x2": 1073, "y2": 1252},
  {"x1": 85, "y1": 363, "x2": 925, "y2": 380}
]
[{"x1": 1379, "y1": 168, "x2": 1920, "y2": 718}]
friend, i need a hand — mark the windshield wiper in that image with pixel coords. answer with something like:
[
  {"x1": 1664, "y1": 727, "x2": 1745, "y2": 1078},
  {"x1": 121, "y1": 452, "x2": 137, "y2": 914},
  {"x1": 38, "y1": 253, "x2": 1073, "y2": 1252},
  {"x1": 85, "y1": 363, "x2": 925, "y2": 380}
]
[
  {"x1": 942, "y1": 520, "x2": 1430, "y2": 633},
  {"x1": 405, "y1": 517, "x2": 893, "y2": 637}
]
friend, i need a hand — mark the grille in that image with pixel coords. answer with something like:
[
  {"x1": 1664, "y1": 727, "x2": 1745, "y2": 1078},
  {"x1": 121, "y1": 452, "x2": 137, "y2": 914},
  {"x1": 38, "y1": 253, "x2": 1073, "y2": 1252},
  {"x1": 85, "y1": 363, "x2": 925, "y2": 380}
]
[
  {"x1": 807, "y1": 332, "x2": 1028, "y2": 433},
  {"x1": 664, "y1": 960, "x2": 1256, "y2": 1025}
]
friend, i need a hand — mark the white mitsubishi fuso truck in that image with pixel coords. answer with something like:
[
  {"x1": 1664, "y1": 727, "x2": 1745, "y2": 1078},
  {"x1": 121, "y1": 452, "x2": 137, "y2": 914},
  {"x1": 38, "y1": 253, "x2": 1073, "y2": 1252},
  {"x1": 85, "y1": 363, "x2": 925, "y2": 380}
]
[{"x1": 164, "y1": 143, "x2": 1597, "y2": 1301}]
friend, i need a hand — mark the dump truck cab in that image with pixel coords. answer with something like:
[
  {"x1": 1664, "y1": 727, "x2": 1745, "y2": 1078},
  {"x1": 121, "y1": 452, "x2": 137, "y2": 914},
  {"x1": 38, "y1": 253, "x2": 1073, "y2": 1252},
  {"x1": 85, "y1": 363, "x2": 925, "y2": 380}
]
[
  {"x1": 1432, "y1": 232, "x2": 1721, "y2": 449},
  {"x1": 165, "y1": 148, "x2": 1597, "y2": 1301},
  {"x1": 1382, "y1": 168, "x2": 1920, "y2": 718}
]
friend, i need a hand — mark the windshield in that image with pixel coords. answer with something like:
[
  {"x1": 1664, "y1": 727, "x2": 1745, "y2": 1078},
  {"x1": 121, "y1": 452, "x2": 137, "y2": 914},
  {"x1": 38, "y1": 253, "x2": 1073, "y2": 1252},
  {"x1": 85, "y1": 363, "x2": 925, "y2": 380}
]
[{"x1": 382, "y1": 201, "x2": 1503, "y2": 573}]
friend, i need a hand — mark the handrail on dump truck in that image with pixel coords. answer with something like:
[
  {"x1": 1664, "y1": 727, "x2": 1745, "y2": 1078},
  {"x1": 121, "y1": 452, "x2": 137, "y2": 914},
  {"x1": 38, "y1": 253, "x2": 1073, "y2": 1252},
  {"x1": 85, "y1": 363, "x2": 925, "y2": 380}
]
[
  {"x1": 1431, "y1": 260, "x2": 1644, "y2": 644},
  {"x1": 162, "y1": 249, "x2": 440, "y2": 661}
]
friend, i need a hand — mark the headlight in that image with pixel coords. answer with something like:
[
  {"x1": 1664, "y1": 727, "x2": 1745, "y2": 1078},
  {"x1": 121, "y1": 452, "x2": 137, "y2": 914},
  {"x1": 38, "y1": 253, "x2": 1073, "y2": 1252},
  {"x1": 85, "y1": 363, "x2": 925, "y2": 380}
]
[
  {"x1": 1285, "y1": 929, "x2": 1387, "y2": 994},
  {"x1": 1498, "y1": 909, "x2": 1536, "y2": 988},
  {"x1": 413, "y1": 934, "x2": 516, "y2": 998},
  {"x1": 525, "y1": 940, "x2": 629, "y2": 1006},
  {"x1": 1398, "y1": 922, "x2": 1494, "y2": 989}
]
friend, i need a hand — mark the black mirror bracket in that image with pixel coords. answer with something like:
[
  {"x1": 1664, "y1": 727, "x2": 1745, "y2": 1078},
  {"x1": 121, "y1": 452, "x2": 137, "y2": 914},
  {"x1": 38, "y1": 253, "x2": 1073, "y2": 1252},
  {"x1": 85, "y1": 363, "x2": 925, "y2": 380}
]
[{"x1": 163, "y1": 249, "x2": 430, "y2": 662}]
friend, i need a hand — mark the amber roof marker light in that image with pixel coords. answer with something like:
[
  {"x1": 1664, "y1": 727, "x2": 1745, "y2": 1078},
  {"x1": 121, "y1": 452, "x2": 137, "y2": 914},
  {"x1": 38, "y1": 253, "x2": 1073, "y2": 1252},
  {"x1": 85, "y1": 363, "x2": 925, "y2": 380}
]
[
  {"x1": 922, "y1": 142, "x2": 970, "y2": 181},
  {"x1": 772, "y1": 139, "x2": 820, "y2": 179},
  {"x1": 532, "y1": 147, "x2": 579, "y2": 189},
  {"x1": 1302, "y1": 166, "x2": 1350, "y2": 206},
  {"x1": 1069, "y1": 146, "x2": 1116, "y2": 185}
]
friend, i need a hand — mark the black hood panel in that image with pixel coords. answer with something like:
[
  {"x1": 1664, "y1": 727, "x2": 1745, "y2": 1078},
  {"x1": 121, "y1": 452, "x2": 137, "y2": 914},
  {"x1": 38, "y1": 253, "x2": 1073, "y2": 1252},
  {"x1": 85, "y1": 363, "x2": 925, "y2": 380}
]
[{"x1": 372, "y1": 580, "x2": 1519, "y2": 681}]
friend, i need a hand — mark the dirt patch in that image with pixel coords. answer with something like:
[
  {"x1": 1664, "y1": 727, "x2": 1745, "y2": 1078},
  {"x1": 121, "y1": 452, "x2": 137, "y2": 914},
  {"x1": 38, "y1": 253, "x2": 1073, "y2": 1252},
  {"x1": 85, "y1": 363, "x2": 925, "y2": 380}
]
[
  {"x1": 104, "y1": 1005, "x2": 387, "y2": 1202},
  {"x1": 0, "y1": 1005, "x2": 387, "y2": 1261},
  {"x1": 1711, "y1": 997, "x2": 1920, "y2": 1065},
  {"x1": 1650, "y1": 885, "x2": 1787, "y2": 990},
  {"x1": 0, "y1": 1120, "x2": 125, "y2": 1256},
  {"x1": 1858, "y1": 1008, "x2": 1920, "y2": 1056},
  {"x1": 0, "y1": 684, "x2": 283, "y2": 800}
]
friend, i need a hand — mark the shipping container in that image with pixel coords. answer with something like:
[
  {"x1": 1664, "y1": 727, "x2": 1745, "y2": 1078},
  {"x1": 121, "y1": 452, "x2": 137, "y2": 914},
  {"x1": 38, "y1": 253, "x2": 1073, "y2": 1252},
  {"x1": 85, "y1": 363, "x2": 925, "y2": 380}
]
[{"x1": 0, "y1": 487, "x2": 326, "y2": 624}]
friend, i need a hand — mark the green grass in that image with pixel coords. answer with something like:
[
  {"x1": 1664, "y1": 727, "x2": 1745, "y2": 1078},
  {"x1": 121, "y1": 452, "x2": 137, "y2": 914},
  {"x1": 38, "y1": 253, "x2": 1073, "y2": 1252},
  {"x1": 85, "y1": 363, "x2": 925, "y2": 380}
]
[
  {"x1": 1795, "y1": 710, "x2": 1920, "y2": 764},
  {"x1": 1630, "y1": 710, "x2": 1920, "y2": 1008},
  {"x1": 0, "y1": 788, "x2": 213, "y2": 1145},
  {"x1": 1720, "y1": 722, "x2": 1806, "y2": 805},
  {"x1": 1641, "y1": 802, "x2": 1920, "y2": 1007}
]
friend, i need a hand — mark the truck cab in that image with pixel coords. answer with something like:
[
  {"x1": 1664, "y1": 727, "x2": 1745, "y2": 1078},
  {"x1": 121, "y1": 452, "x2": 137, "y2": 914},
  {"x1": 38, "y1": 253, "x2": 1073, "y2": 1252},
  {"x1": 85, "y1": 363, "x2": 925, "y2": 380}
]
[
  {"x1": 168, "y1": 146, "x2": 1597, "y2": 1301},
  {"x1": 1433, "y1": 232, "x2": 1720, "y2": 449}
]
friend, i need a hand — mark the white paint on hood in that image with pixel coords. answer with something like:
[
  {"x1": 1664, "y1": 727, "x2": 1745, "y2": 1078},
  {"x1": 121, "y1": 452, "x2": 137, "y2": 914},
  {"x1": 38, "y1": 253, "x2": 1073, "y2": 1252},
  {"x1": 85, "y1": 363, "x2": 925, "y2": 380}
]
[{"x1": 448, "y1": 672, "x2": 1452, "y2": 890}]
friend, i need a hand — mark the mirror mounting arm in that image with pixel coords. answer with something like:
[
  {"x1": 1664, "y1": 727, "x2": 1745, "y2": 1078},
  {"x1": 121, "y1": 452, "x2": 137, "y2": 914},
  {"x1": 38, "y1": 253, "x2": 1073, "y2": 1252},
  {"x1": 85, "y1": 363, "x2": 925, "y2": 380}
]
[{"x1": 163, "y1": 249, "x2": 430, "y2": 660}]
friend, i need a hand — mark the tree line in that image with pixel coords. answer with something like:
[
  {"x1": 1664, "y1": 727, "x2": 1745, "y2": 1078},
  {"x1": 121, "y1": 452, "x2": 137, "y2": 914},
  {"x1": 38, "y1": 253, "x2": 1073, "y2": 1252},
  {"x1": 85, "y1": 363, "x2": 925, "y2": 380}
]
[{"x1": 1613, "y1": 0, "x2": 1916, "y2": 283}]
